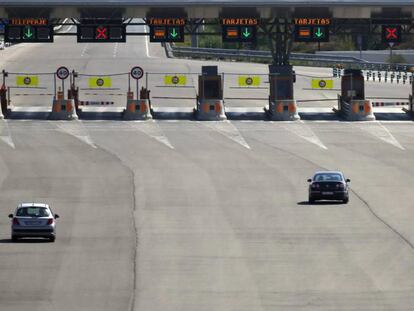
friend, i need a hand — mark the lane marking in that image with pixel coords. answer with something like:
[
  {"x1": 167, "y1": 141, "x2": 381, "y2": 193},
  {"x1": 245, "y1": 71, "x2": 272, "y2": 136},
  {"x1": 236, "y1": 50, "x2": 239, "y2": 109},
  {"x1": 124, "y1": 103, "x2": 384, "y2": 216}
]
[
  {"x1": 280, "y1": 121, "x2": 328, "y2": 150},
  {"x1": 81, "y1": 44, "x2": 89, "y2": 57},
  {"x1": 129, "y1": 120, "x2": 174, "y2": 149},
  {"x1": 55, "y1": 120, "x2": 97, "y2": 149},
  {"x1": 113, "y1": 42, "x2": 118, "y2": 58},
  {"x1": 0, "y1": 120, "x2": 15, "y2": 149},
  {"x1": 203, "y1": 120, "x2": 251, "y2": 150},
  {"x1": 145, "y1": 28, "x2": 151, "y2": 58},
  {"x1": 357, "y1": 122, "x2": 405, "y2": 150}
]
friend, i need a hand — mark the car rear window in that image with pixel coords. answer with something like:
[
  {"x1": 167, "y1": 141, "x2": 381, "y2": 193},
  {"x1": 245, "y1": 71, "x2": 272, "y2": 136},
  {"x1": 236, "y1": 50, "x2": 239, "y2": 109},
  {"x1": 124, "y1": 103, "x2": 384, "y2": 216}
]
[
  {"x1": 16, "y1": 207, "x2": 50, "y2": 217},
  {"x1": 314, "y1": 173, "x2": 343, "y2": 182}
]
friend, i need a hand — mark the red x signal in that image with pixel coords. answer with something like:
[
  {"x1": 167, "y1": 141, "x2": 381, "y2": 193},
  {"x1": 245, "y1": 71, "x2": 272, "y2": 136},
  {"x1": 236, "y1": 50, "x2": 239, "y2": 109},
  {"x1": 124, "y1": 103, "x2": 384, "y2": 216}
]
[
  {"x1": 386, "y1": 27, "x2": 398, "y2": 40},
  {"x1": 382, "y1": 25, "x2": 401, "y2": 43},
  {"x1": 96, "y1": 26, "x2": 108, "y2": 40}
]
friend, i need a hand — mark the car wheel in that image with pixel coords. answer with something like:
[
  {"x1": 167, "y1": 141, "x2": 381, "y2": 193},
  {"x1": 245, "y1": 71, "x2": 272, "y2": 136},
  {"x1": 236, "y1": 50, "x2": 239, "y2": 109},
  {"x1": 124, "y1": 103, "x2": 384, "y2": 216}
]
[
  {"x1": 342, "y1": 198, "x2": 349, "y2": 204},
  {"x1": 11, "y1": 235, "x2": 18, "y2": 242},
  {"x1": 49, "y1": 236, "x2": 56, "y2": 243}
]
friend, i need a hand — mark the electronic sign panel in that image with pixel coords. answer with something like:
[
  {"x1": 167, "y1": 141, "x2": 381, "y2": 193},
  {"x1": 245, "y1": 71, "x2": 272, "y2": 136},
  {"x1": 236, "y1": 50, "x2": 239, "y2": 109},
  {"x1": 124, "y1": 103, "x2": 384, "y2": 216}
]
[
  {"x1": 220, "y1": 18, "x2": 258, "y2": 43},
  {"x1": 5, "y1": 18, "x2": 53, "y2": 43},
  {"x1": 147, "y1": 18, "x2": 185, "y2": 42},
  {"x1": 382, "y1": 25, "x2": 402, "y2": 44}
]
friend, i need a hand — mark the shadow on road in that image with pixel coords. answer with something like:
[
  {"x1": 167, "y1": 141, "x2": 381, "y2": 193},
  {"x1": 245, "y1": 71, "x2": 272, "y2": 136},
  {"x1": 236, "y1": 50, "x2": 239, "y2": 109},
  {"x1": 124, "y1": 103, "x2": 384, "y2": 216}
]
[
  {"x1": 0, "y1": 238, "x2": 51, "y2": 243},
  {"x1": 297, "y1": 201, "x2": 345, "y2": 206}
]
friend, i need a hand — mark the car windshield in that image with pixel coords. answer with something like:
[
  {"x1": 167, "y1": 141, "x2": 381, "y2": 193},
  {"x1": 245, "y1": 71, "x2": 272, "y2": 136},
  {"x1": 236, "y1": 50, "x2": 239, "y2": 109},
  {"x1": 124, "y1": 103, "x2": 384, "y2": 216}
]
[
  {"x1": 314, "y1": 173, "x2": 343, "y2": 182},
  {"x1": 16, "y1": 207, "x2": 50, "y2": 217}
]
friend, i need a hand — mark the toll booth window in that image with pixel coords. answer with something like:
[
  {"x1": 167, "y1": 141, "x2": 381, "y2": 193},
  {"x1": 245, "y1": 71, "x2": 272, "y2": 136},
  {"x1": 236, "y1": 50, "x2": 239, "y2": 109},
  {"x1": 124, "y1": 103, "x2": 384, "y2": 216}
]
[
  {"x1": 204, "y1": 80, "x2": 221, "y2": 99},
  {"x1": 275, "y1": 80, "x2": 293, "y2": 100}
]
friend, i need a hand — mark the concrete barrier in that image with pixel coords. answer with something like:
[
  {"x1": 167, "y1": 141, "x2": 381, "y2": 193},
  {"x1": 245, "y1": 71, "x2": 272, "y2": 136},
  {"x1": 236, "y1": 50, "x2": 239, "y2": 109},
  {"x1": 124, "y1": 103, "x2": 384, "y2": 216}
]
[
  {"x1": 123, "y1": 99, "x2": 152, "y2": 120},
  {"x1": 195, "y1": 99, "x2": 226, "y2": 120},
  {"x1": 49, "y1": 98, "x2": 78, "y2": 120},
  {"x1": 340, "y1": 99, "x2": 375, "y2": 121},
  {"x1": 267, "y1": 100, "x2": 300, "y2": 121}
]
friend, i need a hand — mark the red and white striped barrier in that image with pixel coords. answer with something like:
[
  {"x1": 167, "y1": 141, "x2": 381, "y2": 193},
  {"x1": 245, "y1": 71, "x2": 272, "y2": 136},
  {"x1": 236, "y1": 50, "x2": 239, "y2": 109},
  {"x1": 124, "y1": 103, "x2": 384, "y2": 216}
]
[
  {"x1": 79, "y1": 101, "x2": 114, "y2": 106},
  {"x1": 371, "y1": 102, "x2": 409, "y2": 107}
]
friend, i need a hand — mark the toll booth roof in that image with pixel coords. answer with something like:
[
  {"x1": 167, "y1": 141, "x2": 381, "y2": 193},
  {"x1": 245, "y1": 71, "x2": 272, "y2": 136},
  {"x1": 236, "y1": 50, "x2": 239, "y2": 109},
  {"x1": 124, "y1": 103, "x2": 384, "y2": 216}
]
[{"x1": 1, "y1": 0, "x2": 413, "y2": 6}]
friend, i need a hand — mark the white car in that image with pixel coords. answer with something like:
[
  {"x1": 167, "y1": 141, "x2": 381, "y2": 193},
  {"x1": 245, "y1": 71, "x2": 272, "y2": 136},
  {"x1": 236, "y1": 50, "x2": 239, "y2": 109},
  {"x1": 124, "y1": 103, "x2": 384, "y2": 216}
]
[{"x1": 8, "y1": 203, "x2": 60, "y2": 242}]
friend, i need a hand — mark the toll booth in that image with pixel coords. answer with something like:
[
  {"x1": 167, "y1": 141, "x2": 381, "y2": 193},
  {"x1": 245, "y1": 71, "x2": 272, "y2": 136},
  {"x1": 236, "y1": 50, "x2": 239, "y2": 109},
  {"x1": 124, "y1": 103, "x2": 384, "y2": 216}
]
[
  {"x1": 266, "y1": 65, "x2": 299, "y2": 121},
  {"x1": 196, "y1": 66, "x2": 226, "y2": 120},
  {"x1": 339, "y1": 69, "x2": 374, "y2": 121}
]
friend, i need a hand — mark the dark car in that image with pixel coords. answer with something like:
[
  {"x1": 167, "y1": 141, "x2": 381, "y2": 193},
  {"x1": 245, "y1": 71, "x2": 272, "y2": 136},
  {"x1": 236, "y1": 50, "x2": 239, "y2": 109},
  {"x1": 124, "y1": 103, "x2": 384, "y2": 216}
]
[{"x1": 307, "y1": 171, "x2": 350, "y2": 204}]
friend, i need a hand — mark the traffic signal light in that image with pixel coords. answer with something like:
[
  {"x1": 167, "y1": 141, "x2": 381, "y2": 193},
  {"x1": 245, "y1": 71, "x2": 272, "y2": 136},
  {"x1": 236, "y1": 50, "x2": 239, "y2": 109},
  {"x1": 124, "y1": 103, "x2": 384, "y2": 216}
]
[{"x1": 382, "y1": 25, "x2": 402, "y2": 44}]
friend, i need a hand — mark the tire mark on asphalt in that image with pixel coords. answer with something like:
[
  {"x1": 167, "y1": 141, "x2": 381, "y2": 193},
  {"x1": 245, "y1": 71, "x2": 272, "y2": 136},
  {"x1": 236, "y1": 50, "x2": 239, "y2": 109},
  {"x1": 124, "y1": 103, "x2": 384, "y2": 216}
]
[
  {"x1": 245, "y1": 134, "x2": 414, "y2": 253},
  {"x1": 82, "y1": 144, "x2": 138, "y2": 311}
]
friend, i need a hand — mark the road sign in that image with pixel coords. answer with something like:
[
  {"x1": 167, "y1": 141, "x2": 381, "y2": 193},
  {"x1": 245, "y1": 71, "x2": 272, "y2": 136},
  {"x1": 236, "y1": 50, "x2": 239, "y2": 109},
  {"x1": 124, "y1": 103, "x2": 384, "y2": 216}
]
[
  {"x1": 16, "y1": 76, "x2": 39, "y2": 87},
  {"x1": 311, "y1": 79, "x2": 333, "y2": 89},
  {"x1": 147, "y1": 18, "x2": 185, "y2": 42},
  {"x1": 294, "y1": 25, "x2": 329, "y2": 42},
  {"x1": 382, "y1": 25, "x2": 402, "y2": 44},
  {"x1": 5, "y1": 18, "x2": 53, "y2": 43},
  {"x1": 77, "y1": 20, "x2": 126, "y2": 43},
  {"x1": 88, "y1": 77, "x2": 112, "y2": 88},
  {"x1": 220, "y1": 18, "x2": 258, "y2": 43},
  {"x1": 238, "y1": 76, "x2": 260, "y2": 87},
  {"x1": 131, "y1": 66, "x2": 144, "y2": 80},
  {"x1": 56, "y1": 66, "x2": 70, "y2": 80},
  {"x1": 164, "y1": 75, "x2": 187, "y2": 86}
]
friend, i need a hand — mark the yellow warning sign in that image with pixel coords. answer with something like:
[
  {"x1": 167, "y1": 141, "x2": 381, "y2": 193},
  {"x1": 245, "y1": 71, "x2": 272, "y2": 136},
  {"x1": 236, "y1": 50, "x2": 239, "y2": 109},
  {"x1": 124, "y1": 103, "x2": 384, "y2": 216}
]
[
  {"x1": 16, "y1": 76, "x2": 39, "y2": 87},
  {"x1": 311, "y1": 79, "x2": 333, "y2": 89},
  {"x1": 88, "y1": 77, "x2": 112, "y2": 88},
  {"x1": 238, "y1": 76, "x2": 260, "y2": 87},
  {"x1": 164, "y1": 75, "x2": 187, "y2": 86}
]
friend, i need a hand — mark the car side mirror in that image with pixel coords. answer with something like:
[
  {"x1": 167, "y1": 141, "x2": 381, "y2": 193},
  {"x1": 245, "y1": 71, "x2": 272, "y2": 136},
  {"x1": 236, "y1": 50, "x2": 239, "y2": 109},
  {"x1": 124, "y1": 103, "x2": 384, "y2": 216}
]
[
  {"x1": 307, "y1": 179, "x2": 312, "y2": 183},
  {"x1": 8, "y1": 214, "x2": 13, "y2": 218},
  {"x1": 54, "y1": 214, "x2": 60, "y2": 219},
  {"x1": 346, "y1": 179, "x2": 351, "y2": 183}
]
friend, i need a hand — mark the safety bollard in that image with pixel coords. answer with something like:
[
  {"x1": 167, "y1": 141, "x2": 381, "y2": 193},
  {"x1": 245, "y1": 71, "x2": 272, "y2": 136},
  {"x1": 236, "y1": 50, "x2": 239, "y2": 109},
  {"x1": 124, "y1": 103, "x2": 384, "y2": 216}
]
[{"x1": 49, "y1": 98, "x2": 78, "y2": 120}]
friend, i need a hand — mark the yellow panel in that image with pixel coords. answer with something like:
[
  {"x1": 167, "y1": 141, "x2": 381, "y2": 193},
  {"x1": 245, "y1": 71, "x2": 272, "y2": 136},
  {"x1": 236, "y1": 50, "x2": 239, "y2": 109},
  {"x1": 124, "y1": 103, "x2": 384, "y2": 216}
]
[
  {"x1": 238, "y1": 76, "x2": 260, "y2": 87},
  {"x1": 88, "y1": 77, "x2": 112, "y2": 88},
  {"x1": 164, "y1": 75, "x2": 187, "y2": 85},
  {"x1": 311, "y1": 79, "x2": 333, "y2": 89},
  {"x1": 16, "y1": 76, "x2": 39, "y2": 87}
]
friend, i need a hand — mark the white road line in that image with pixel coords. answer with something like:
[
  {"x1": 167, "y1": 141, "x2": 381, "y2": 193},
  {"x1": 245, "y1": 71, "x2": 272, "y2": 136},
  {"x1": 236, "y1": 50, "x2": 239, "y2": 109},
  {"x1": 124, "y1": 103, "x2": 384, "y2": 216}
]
[
  {"x1": 113, "y1": 43, "x2": 118, "y2": 58},
  {"x1": 55, "y1": 120, "x2": 97, "y2": 149},
  {"x1": 281, "y1": 121, "x2": 328, "y2": 150},
  {"x1": 203, "y1": 120, "x2": 251, "y2": 150},
  {"x1": 0, "y1": 120, "x2": 15, "y2": 149},
  {"x1": 145, "y1": 31, "x2": 151, "y2": 58},
  {"x1": 81, "y1": 44, "x2": 89, "y2": 57},
  {"x1": 357, "y1": 122, "x2": 405, "y2": 150},
  {"x1": 129, "y1": 120, "x2": 174, "y2": 149},
  {"x1": 61, "y1": 25, "x2": 74, "y2": 34}
]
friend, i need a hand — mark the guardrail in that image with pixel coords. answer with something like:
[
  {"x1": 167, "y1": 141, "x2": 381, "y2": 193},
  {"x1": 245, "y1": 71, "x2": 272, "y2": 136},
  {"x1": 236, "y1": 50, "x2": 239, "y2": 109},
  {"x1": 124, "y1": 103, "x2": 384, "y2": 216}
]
[{"x1": 167, "y1": 44, "x2": 414, "y2": 71}]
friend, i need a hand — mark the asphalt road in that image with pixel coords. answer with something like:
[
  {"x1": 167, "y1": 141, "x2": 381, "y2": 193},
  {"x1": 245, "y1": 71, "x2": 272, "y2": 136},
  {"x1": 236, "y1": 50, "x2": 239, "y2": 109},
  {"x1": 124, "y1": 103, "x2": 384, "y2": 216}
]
[{"x1": 0, "y1": 24, "x2": 414, "y2": 311}]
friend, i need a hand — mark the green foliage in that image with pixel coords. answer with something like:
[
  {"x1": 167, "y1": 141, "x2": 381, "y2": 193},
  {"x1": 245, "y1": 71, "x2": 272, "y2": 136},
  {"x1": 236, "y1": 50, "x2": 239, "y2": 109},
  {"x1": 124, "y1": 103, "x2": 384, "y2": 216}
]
[{"x1": 387, "y1": 54, "x2": 407, "y2": 64}]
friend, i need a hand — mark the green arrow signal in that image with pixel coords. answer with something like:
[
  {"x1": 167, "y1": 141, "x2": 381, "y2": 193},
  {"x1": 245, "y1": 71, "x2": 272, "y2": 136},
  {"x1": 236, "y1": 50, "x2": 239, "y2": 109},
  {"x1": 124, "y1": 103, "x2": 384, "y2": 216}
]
[
  {"x1": 242, "y1": 27, "x2": 251, "y2": 38},
  {"x1": 170, "y1": 28, "x2": 178, "y2": 38},
  {"x1": 23, "y1": 26, "x2": 34, "y2": 39},
  {"x1": 315, "y1": 27, "x2": 324, "y2": 38}
]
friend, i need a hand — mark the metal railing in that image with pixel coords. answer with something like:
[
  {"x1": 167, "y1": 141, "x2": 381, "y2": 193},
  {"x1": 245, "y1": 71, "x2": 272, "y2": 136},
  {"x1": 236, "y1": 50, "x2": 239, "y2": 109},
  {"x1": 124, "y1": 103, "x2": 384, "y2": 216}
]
[{"x1": 167, "y1": 44, "x2": 414, "y2": 71}]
